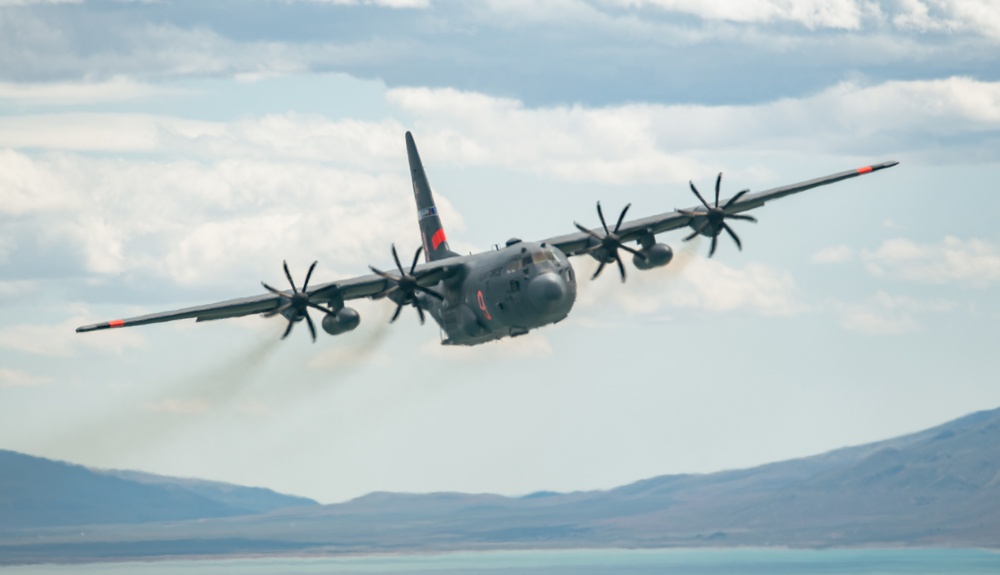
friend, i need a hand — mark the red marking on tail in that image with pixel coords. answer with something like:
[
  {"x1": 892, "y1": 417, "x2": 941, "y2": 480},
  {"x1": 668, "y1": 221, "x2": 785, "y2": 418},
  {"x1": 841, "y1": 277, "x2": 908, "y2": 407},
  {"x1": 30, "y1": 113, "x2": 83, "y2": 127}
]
[
  {"x1": 857, "y1": 166, "x2": 873, "y2": 174},
  {"x1": 109, "y1": 319, "x2": 125, "y2": 328},
  {"x1": 431, "y1": 228, "x2": 447, "y2": 250}
]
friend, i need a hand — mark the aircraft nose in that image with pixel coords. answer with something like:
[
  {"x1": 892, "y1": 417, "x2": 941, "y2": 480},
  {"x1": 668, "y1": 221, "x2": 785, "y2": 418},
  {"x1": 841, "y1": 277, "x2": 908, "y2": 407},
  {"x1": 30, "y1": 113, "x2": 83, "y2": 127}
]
[{"x1": 527, "y1": 271, "x2": 568, "y2": 311}]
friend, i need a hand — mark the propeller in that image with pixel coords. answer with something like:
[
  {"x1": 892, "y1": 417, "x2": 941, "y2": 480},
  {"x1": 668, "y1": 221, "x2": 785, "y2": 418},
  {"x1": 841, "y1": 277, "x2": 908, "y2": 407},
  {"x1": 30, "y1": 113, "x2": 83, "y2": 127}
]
[
  {"x1": 679, "y1": 172, "x2": 757, "y2": 257},
  {"x1": 574, "y1": 202, "x2": 647, "y2": 282},
  {"x1": 261, "y1": 260, "x2": 331, "y2": 342},
  {"x1": 369, "y1": 244, "x2": 444, "y2": 324}
]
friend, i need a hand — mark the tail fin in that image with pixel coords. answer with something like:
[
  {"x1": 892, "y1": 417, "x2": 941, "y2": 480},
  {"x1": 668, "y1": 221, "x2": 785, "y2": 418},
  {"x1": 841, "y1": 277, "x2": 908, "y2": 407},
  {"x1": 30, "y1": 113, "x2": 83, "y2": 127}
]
[{"x1": 406, "y1": 131, "x2": 458, "y2": 262}]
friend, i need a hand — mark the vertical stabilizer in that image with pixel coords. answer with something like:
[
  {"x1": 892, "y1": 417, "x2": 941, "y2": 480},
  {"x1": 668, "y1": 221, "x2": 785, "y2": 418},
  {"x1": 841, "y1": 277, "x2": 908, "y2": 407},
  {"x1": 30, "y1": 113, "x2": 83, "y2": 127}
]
[{"x1": 406, "y1": 132, "x2": 458, "y2": 262}]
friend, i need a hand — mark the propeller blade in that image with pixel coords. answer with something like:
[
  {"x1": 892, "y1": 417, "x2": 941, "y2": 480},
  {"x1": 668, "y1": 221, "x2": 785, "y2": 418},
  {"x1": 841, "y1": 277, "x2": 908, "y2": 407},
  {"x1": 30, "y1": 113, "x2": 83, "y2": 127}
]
[
  {"x1": 614, "y1": 203, "x2": 631, "y2": 233},
  {"x1": 370, "y1": 267, "x2": 401, "y2": 285},
  {"x1": 689, "y1": 181, "x2": 711, "y2": 209},
  {"x1": 415, "y1": 301, "x2": 426, "y2": 325},
  {"x1": 596, "y1": 202, "x2": 610, "y2": 235},
  {"x1": 592, "y1": 260, "x2": 607, "y2": 280},
  {"x1": 306, "y1": 301, "x2": 331, "y2": 314},
  {"x1": 684, "y1": 220, "x2": 709, "y2": 241},
  {"x1": 282, "y1": 261, "x2": 297, "y2": 294},
  {"x1": 723, "y1": 189, "x2": 750, "y2": 210},
  {"x1": 619, "y1": 243, "x2": 647, "y2": 259},
  {"x1": 709, "y1": 235, "x2": 718, "y2": 257},
  {"x1": 281, "y1": 319, "x2": 295, "y2": 339},
  {"x1": 302, "y1": 260, "x2": 318, "y2": 292},
  {"x1": 262, "y1": 282, "x2": 287, "y2": 298},
  {"x1": 416, "y1": 285, "x2": 445, "y2": 300},
  {"x1": 409, "y1": 246, "x2": 423, "y2": 275},
  {"x1": 390, "y1": 304, "x2": 404, "y2": 323},
  {"x1": 391, "y1": 244, "x2": 404, "y2": 275},
  {"x1": 263, "y1": 302, "x2": 293, "y2": 318},
  {"x1": 305, "y1": 312, "x2": 317, "y2": 342},
  {"x1": 714, "y1": 172, "x2": 722, "y2": 207},
  {"x1": 723, "y1": 223, "x2": 743, "y2": 251},
  {"x1": 574, "y1": 222, "x2": 605, "y2": 241},
  {"x1": 615, "y1": 253, "x2": 627, "y2": 283},
  {"x1": 727, "y1": 213, "x2": 758, "y2": 223}
]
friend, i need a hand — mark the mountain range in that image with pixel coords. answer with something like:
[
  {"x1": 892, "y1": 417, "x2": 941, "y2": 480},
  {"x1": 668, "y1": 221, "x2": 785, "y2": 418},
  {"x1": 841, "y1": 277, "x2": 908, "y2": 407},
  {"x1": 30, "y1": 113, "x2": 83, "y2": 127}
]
[{"x1": 1, "y1": 406, "x2": 998, "y2": 564}]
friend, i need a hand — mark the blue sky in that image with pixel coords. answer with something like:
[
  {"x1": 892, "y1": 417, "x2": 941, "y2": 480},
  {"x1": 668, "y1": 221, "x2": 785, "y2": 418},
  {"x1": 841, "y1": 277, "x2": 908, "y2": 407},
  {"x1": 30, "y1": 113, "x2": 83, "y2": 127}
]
[{"x1": 0, "y1": 0, "x2": 998, "y2": 503}]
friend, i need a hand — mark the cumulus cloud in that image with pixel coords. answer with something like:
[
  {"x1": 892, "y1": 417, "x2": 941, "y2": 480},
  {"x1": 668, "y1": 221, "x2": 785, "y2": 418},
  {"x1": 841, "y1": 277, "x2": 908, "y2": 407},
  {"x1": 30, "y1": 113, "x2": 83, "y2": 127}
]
[
  {"x1": 611, "y1": 0, "x2": 883, "y2": 30},
  {"x1": 389, "y1": 77, "x2": 1000, "y2": 178},
  {"x1": 295, "y1": 0, "x2": 430, "y2": 6},
  {"x1": 862, "y1": 236, "x2": 1000, "y2": 288},
  {"x1": 3, "y1": 76, "x2": 993, "y2": 299},
  {"x1": 0, "y1": 77, "x2": 168, "y2": 105},
  {"x1": 574, "y1": 241, "x2": 806, "y2": 319},
  {"x1": 892, "y1": 0, "x2": 1000, "y2": 39},
  {"x1": 835, "y1": 290, "x2": 955, "y2": 334}
]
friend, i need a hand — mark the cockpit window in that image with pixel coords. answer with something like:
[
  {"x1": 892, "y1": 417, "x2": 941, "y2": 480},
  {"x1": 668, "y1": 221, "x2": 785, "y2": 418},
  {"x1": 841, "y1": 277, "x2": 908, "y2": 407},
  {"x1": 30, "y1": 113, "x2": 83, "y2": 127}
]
[{"x1": 505, "y1": 259, "x2": 523, "y2": 273}]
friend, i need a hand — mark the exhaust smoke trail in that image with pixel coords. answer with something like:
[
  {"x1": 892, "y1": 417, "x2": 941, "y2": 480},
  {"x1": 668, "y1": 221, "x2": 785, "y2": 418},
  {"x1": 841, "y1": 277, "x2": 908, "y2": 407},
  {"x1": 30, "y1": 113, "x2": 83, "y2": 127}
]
[{"x1": 41, "y1": 331, "x2": 281, "y2": 461}]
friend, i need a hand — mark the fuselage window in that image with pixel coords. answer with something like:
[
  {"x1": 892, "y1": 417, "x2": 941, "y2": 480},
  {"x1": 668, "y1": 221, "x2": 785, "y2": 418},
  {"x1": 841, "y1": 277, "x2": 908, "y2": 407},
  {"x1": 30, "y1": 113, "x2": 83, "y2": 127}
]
[{"x1": 505, "y1": 259, "x2": 522, "y2": 273}]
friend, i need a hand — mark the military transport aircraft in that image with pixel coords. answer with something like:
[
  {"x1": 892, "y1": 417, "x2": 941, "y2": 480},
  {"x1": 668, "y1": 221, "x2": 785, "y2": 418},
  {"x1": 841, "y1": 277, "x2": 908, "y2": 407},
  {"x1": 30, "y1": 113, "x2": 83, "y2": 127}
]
[{"x1": 77, "y1": 132, "x2": 897, "y2": 346}]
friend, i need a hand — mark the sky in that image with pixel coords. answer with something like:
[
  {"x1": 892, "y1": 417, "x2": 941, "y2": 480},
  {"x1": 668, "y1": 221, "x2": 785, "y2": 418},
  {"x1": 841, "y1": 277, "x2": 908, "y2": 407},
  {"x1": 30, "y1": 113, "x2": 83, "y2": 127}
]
[{"x1": 0, "y1": 0, "x2": 998, "y2": 504}]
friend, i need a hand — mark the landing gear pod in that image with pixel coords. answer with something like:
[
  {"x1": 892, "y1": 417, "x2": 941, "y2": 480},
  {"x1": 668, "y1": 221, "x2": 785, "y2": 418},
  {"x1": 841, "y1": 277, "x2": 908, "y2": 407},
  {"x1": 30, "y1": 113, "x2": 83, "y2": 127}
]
[
  {"x1": 633, "y1": 243, "x2": 673, "y2": 270},
  {"x1": 322, "y1": 307, "x2": 361, "y2": 335}
]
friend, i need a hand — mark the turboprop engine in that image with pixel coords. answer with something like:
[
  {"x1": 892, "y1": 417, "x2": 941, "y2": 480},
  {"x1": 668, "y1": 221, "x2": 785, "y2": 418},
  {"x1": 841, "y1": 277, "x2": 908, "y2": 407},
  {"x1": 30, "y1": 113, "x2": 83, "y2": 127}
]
[
  {"x1": 633, "y1": 243, "x2": 673, "y2": 270},
  {"x1": 321, "y1": 307, "x2": 361, "y2": 335}
]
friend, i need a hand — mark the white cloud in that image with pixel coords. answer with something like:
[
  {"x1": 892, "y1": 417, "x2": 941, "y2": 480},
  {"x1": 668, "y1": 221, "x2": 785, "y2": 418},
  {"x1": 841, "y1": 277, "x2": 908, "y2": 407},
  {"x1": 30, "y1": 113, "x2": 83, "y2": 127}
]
[
  {"x1": 575, "y1": 242, "x2": 806, "y2": 318},
  {"x1": 612, "y1": 0, "x2": 883, "y2": 30},
  {"x1": 0, "y1": 0, "x2": 80, "y2": 5},
  {"x1": 835, "y1": 290, "x2": 956, "y2": 334},
  {"x1": 0, "y1": 367, "x2": 52, "y2": 388},
  {"x1": 388, "y1": 77, "x2": 1000, "y2": 182},
  {"x1": 892, "y1": 0, "x2": 1000, "y2": 40},
  {"x1": 296, "y1": 0, "x2": 431, "y2": 6},
  {"x1": 812, "y1": 244, "x2": 855, "y2": 264},
  {"x1": 0, "y1": 77, "x2": 168, "y2": 105},
  {"x1": 862, "y1": 236, "x2": 1000, "y2": 288}
]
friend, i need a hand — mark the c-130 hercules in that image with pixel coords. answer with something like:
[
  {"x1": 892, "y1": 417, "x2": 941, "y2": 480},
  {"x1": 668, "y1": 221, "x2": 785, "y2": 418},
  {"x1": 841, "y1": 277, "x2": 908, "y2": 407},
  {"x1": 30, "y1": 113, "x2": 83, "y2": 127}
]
[{"x1": 77, "y1": 132, "x2": 897, "y2": 345}]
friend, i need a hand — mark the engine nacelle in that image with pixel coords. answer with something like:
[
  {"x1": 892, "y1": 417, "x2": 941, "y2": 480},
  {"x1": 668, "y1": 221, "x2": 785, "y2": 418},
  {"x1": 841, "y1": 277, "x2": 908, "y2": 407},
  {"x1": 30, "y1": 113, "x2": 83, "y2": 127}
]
[
  {"x1": 633, "y1": 243, "x2": 673, "y2": 270},
  {"x1": 321, "y1": 307, "x2": 361, "y2": 335}
]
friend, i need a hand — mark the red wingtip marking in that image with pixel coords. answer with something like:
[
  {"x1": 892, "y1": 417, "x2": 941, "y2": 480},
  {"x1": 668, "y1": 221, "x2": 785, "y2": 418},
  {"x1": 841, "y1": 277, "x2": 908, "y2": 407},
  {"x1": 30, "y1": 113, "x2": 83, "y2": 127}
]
[
  {"x1": 431, "y1": 228, "x2": 447, "y2": 250},
  {"x1": 857, "y1": 166, "x2": 873, "y2": 174},
  {"x1": 109, "y1": 319, "x2": 125, "y2": 328}
]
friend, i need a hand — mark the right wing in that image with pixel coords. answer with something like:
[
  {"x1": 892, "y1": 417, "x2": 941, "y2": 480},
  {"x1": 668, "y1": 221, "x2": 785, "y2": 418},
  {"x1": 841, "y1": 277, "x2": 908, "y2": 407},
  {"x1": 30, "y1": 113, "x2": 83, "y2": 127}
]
[{"x1": 75, "y1": 261, "x2": 459, "y2": 333}]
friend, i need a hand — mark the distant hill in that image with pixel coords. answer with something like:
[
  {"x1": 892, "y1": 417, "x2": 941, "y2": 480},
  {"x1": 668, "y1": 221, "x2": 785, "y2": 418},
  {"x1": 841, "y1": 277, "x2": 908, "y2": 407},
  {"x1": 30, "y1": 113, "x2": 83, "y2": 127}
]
[
  {"x1": 0, "y1": 450, "x2": 317, "y2": 530},
  {"x1": 1, "y1": 406, "x2": 998, "y2": 564}
]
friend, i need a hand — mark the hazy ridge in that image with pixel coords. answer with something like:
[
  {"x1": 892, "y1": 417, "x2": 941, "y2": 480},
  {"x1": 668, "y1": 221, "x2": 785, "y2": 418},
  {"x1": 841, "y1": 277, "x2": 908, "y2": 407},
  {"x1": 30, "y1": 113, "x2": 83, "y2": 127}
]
[{"x1": 1, "y1": 407, "x2": 997, "y2": 564}]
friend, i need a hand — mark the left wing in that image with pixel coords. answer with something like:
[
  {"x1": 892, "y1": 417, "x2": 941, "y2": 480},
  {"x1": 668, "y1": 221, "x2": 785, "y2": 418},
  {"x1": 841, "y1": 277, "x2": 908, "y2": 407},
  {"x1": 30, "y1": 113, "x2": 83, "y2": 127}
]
[{"x1": 542, "y1": 161, "x2": 898, "y2": 256}]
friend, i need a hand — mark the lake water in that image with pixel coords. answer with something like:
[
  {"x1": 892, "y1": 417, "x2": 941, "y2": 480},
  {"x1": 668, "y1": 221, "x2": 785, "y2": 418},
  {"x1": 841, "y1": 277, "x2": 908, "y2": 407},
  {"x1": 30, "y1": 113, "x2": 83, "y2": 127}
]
[{"x1": 3, "y1": 548, "x2": 998, "y2": 575}]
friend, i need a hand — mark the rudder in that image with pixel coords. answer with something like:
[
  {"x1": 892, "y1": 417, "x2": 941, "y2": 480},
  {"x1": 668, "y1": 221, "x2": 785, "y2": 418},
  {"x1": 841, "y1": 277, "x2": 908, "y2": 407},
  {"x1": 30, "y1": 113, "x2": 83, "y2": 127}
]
[{"x1": 406, "y1": 131, "x2": 458, "y2": 262}]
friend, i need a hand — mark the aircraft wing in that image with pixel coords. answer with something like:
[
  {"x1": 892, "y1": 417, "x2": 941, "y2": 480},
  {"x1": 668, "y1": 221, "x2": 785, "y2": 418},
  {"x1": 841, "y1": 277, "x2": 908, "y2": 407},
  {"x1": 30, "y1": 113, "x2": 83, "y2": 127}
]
[
  {"x1": 75, "y1": 261, "x2": 457, "y2": 333},
  {"x1": 543, "y1": 161, "x2": 898, "y2": 256}
]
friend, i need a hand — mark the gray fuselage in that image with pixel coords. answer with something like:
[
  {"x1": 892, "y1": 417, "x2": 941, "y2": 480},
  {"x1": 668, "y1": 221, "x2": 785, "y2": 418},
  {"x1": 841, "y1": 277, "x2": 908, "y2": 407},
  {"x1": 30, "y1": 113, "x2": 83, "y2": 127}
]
[{"x1": 421, "y1": 241, "x2": 577, "y2": 345}]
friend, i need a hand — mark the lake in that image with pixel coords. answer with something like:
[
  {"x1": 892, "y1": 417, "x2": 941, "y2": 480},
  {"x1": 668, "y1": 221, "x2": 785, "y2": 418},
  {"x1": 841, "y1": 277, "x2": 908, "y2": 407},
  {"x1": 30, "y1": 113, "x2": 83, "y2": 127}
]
[{"x1": 3, "y1": 548, "x2": 998, "y2": 575}]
